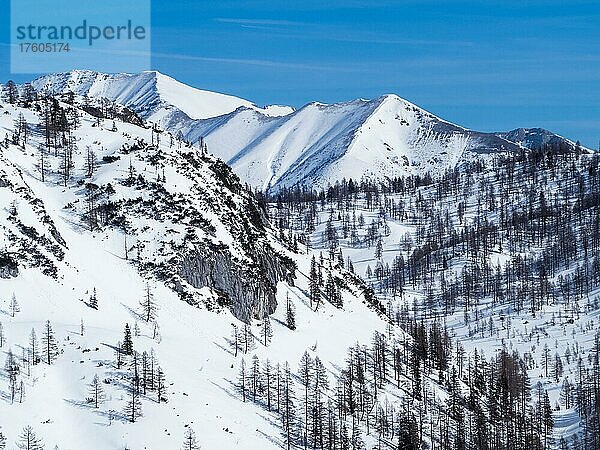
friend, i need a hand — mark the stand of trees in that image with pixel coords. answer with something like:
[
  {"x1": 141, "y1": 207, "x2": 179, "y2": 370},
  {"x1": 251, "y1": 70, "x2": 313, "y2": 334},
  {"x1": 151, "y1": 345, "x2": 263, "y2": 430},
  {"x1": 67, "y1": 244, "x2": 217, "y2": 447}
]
[{"x1": 238, "y1": 323, "x2": 554, "y2": 450}]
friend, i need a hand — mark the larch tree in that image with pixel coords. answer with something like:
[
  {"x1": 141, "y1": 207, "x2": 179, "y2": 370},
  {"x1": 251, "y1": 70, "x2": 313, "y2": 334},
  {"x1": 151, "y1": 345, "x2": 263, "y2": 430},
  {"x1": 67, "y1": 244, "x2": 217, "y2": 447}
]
[
  {"x1": 309, "y1": 256, "x2": 320, "y2": 309},
  {"x1": 41, "y1": 320, "x2": 58, "y2": 365},
  {"x1": 10, "y1": 294, "x2": 19, "y2": 317},
  {"x1": 298, "y1": 351, "x2": 313, "y2": 449},
  {"x1": 230, "y1": 324, "x2": 241, "y2": 357},
  {"x1": 88, "y1": 374, "x2": 106, "y2": 408},
  {"x1": 262, "y1": 315, "x2": 273, "y2": 347},
  {"x1": 16, "y1": 425, "x2": 44, "y2": 450},
  {"x1": 5, "y1": 348, "x2": 19, "y2": 403},
  {"x1": 124, "y1": 373, "x2": 142, "y2": 423},
  {"x1": 251, "y1": 355, "x2": 261, "y2": 402},
  {"x1": 239, "y1": 358, "x2": 247, "y2": 402},
  {"x1": 281, "y1": 361, "x2": 297, "y2": 450},
  {"x1": 181, "y1": 427, "x2": 200, "y2": 450},
  {"x1": 263, "y1": 358, "x2": 273, "y2": 411},
  {"x1": 156, "y1": 366, "x2": 166, "y2": 403},
  {"x1": 241, "y1": 324, "x2": 255, "y2": 354},
  {"x1": 89, "y1": 288, "x2": 98, "y2": 309},
  {"x1": 29, "y1": 329, "x2": 39, "y2": 365},
  {"x1": 38, "y1": 143, "x2": 46, "y2": 182},
  {"x1": 140, "y1": 283, "x2": 158, "y2": 322}
]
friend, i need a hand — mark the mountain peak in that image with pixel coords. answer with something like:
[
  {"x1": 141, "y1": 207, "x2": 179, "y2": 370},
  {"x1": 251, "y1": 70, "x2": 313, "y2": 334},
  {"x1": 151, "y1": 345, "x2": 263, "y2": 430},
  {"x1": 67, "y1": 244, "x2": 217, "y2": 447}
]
[
  {"x1": 31, "y1": 70, "x2": 294, "y2": 121},
  {"x1": 27, "y1": 70, "x2": 587, "y2": 191}
]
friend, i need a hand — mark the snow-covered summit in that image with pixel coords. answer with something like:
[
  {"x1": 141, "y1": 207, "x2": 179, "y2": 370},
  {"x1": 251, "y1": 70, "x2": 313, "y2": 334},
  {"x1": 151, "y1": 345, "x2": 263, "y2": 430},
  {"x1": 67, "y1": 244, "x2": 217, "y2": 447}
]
[
  {"x1": 189, "y1": 92, "x2": 524, "y2": 191},
  {"x1": 29, "y1": 71, "x2": 585, "y2": 192},
  {"x1": 32, "y1": 70, "x2": 293, "y2": 122}
]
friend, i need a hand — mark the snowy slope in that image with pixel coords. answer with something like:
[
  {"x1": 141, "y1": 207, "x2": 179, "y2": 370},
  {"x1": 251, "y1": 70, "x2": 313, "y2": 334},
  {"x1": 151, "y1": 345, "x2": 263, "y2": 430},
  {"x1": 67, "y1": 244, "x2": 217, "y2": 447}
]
[
  {"x1": 28, "y1": 71, "x2": 586, "y2": 192},
  {"x1": 0, "y1": 97, "x2": 389, "y2": 449},
  {"x1": 155, "y1": 94, "x2": 524, "y2": 191},
  {"x1": 32, "y1": 70, "x2": 293, "y2": 122}
]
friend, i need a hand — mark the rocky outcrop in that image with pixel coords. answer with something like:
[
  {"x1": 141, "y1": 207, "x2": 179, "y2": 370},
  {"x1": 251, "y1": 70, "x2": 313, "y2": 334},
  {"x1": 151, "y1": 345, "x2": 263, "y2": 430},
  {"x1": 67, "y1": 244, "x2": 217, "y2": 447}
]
[{"x1": 179, "y1": 241, "x2": 296, "y2": 323}]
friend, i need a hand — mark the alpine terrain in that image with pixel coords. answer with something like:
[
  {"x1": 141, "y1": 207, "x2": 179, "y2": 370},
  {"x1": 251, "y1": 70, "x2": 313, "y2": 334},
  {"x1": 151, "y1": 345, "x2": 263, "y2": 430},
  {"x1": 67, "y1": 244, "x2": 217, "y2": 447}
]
[{"x1": 0, "y1": 73, "x2": 597, "y2": 450}]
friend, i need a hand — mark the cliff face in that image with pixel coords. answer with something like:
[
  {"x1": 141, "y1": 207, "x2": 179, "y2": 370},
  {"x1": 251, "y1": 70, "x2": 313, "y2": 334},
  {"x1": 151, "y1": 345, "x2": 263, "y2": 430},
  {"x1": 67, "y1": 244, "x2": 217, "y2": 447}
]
[
  {"x1": 165, "y1": 150, "x2": 297, "y2": 322},
  {"x1": 85, "y1": 125, "x2": 298, "y2": 323},
  {"x1": 179, "y1": 240, "x2": 295, "y2": 322},
  {"x1": 115, "y1": 145, "x2": 298, "y2": 322}
]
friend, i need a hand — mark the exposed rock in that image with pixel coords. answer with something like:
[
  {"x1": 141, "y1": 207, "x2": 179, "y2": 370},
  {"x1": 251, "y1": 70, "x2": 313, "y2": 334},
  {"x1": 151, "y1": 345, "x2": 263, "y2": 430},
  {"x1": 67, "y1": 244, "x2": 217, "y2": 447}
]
[{"x1": 179, "y1": 241, "x2": 296, "y2": 323}]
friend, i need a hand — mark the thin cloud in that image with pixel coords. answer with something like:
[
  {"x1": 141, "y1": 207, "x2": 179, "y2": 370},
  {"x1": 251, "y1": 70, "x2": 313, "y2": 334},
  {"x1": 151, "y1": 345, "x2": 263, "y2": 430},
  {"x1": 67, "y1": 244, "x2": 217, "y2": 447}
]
[
  {"x1": 151, "y1": 51, "x2": 354, "y2": 72},
  {"x1": 214, "y1": 18, "x2": 472, "y2": 47},
  {"x1": 216, "y1": 18, "x2": 306, "y2": 26}
]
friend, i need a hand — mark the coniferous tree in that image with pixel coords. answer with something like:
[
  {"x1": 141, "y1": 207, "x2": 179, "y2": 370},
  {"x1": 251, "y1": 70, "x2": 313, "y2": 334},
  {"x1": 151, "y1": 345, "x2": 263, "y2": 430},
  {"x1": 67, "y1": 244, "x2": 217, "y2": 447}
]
[
  {"x1": 38, "y1": 143, "x2": 46, "y2": 182},
  {"x1": 181, "y1": 427, "x2": 200, "y2": 450},
  {"x1": 3, "y1": 80, "x2": 18, "y2": 104},
  {"x1": 281, "y1": 361, "x2": 297, "y2": 450},
  {"x1": 251, "y1": 354, "x2": 262, "y2": 402},
  {"x1": 286, "y1": 293, "x2": 296, "y2": 331},
  {"x1": 312, "y1": 356, "x2": 329, "y2": 448},
  {"x1": 156, "y1": 366, "x2": 166, "y2": 403},
  {"x1": 375, "y1": 235, "x2": 383, "y2": 260},
  {"x1": 13, "y1": 113, "x2": 28, "y2": 148},
  {"x1": 41, "y1": 320, "x2": 58, "y2": 365},
  {"x1": 5, "y1": 348, "x2": 19, "y2": 403},
  {"x1": 542, "y1": 390, "x2": 554, "y2": 449},
  {"x1": 16, "y1": 425, "x2": 44, "y2": 450},
  {"x1": 85, "y1": 146, "x2": 97, "y2": 177},
  {"x1": 140, "y1": 283, "x2": 158, "y2": 322},
  {"x1": 122, "y1": 323, "x2": 134, "y2": 356},
  {"x1": 298, "y1": 351, "x2": 313, "y2": 449},
  {"x1": 88, "y1": 374, "x2": 106, "y2": 408},
  {"x1": 144, "y1": 349, "x2": 157, "y2": 392},
  {"x1": 10, "y1": 294, "x2": 19, "y2": 317},
  {"x1": 29, "y1": 329, "x2": 39, "y2": 365},
  {"x1": 263, "y1": 358, "x2": 274, "y2": 411},
  {"x1": 124, "y1": 372, "x2": 142, "y2": 423},
  {"x1": 230, "y1": 324, "x2": 241, "y2": 357},
  {"x1": 239, "y1": 358, "x2": 247, "y2": 402},
  {"x1": 309, "y1": 256, "x2": 320, "y2": 309},
  {"x1": 261, "y1": 315, "x2": 273, "y2": 347},
  {"x1": 21, "y1": 82, "x2": 36, "y2": 105},
  {"x1": 241, "y1": 323, "x2": 255, "y2": 354},
  {"x1": 115, "y1": 341, "x2": 123, "y2": 369},
  {"x1": 89, "y1": 288, "x2": 98, "y2": 309}
]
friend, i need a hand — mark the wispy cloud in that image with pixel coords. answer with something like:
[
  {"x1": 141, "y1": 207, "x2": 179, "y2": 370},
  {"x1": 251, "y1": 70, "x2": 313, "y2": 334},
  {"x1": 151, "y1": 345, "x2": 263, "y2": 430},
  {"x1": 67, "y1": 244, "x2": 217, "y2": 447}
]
[
  {"x1": 151, "y1": 51, "x2": 353, "y2": 72},
  {"x1": 216, "y1": 18, "x2": 306, "y2": 27},
  {"x1": 213, "y1": 19, "x2": 472, "y2": 47}
]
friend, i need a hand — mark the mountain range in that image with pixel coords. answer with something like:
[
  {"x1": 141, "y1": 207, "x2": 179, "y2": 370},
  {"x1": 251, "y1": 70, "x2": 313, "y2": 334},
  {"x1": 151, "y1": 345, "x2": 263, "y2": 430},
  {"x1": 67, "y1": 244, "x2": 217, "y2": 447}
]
[
  {"x1": 0, "y1": 70, "x2": 598, "y2": 449},
  {"x1": 31, "y1": 70, "x2": 586, "y2": 192}
]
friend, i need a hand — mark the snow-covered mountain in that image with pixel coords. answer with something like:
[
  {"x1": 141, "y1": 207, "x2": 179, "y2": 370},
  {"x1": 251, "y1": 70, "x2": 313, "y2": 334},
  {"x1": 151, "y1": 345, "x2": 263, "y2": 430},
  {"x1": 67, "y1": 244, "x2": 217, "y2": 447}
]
[
  {"x1": 2, "y1": 76, "x2": 599, "y2": 450},
  {"x1": 32, "y1": 70, "x2": 293, "y2": 122},
  {"x1": 0, "y1": 93, "x2": 388, "y2": 449},
  {"x1": 191, "y1": 94, "x2": 520, "y2": 191},
  {"x1": 31, "y1": 71, "x2": 585, "y2": 192}
]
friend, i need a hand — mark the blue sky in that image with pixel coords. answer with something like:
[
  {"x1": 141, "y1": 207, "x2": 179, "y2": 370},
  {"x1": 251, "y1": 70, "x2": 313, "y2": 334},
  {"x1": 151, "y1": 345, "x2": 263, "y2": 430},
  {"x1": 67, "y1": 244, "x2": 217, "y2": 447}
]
[{"x1": 1, "y1": 0, "x2": 598, "y2": 147}]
